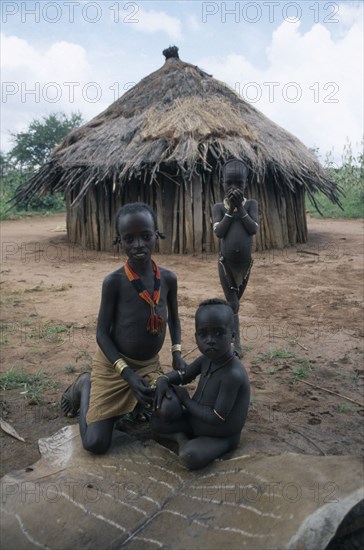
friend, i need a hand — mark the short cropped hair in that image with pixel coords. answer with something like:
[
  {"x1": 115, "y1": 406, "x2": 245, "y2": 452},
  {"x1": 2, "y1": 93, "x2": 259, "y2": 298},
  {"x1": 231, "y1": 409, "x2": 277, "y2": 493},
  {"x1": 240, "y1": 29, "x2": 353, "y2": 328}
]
[
  {"x1": 222, "y1": 159, "x2": 248, "y2": 185},
  {"x1": 196, "y1": 298, "x2": 234, "y2": 326},
  {"x1": 113, "y1": 202, "x2": 165, "y2": 244}
]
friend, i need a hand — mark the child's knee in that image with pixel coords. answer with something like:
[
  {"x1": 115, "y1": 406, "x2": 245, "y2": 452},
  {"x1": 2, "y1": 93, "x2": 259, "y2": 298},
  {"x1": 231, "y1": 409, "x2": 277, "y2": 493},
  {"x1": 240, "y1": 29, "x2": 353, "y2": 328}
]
[
  {"x1": 179, "y1": 447, "x2": 204, "y2": 470},
  {"x1": 82, "y1": 432, "x2": 111, "y2": 455},
  {"x1": 159, "y1": 393, "x2": 183, "y2": 422}
]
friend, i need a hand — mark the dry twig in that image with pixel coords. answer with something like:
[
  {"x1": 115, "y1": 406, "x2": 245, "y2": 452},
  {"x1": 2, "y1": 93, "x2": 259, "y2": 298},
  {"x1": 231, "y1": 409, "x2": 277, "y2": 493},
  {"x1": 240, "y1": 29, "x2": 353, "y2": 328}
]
[
  {"x1": 183, "y1": 346, "x2": 198, "y2": 359},
  {"x1": 298, "y1": 379, "x2": 364, "y2": 407},
  {"x1": 289, "y1": 425, "x2": 326, "y2": 456},
  {"x1": 297, "y1": 249, "x2": 320, "y2": 256}
]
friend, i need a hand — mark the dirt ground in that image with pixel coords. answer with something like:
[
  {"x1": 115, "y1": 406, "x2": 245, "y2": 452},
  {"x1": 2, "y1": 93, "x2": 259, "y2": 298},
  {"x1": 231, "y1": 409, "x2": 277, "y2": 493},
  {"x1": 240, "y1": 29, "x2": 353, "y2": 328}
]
[{"x1": 0, "y1": 213, "x2": 363, "y2": 477}]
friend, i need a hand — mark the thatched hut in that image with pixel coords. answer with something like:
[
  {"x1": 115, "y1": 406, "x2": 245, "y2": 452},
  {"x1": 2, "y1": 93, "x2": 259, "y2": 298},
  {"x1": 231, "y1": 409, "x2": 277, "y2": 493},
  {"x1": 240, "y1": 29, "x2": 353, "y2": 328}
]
[{"x1": 17, "y1": 46, "x2": 340, "y2": 253}]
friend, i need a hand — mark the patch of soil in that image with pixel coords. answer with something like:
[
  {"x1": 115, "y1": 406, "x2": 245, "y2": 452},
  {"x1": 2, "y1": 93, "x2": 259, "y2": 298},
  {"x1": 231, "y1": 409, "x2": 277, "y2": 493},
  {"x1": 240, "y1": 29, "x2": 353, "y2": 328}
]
[{"x1": 1, "y1": 214, "x2": 363, "y2": 476}]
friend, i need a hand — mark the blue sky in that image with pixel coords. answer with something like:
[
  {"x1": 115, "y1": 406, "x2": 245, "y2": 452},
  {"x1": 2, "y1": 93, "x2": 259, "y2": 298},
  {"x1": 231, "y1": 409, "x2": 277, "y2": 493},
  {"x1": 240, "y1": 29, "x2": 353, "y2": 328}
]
[{"x1": 1, "y1": 1, "x2": 363, "y2": 164}]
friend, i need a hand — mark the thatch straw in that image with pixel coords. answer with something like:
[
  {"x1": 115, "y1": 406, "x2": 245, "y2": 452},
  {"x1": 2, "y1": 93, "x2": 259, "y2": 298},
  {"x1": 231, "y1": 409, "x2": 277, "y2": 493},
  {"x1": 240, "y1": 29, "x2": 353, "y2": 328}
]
[{"x1": 15, "y1": 55, "x2": 341, "y2": 208}]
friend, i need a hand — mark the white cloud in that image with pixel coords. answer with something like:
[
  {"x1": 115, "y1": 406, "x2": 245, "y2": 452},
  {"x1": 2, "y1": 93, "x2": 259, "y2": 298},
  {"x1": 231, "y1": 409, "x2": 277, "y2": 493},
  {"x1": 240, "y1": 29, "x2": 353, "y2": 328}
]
[
  {"x1": 337, "y1": 1, "x2": 363, "y2": 27},
  {"x1": 0, "y1": 34, "x2": 103, "y2": 151},
  {"x1": 197, "y1": 18, "x2": 363, "y2": 162},
  {"x1": 1, "y1": 34, "x2": 90, "y2": 83},
  {"x1": 131, "y1": 9, "x2": 182, "y2": 41},
  {"x1": 187, "y1": 15, "x2": 201, "y2": 32},
  {"x1": 1, "y1": 35, "x2": 38, "y2": 68}
]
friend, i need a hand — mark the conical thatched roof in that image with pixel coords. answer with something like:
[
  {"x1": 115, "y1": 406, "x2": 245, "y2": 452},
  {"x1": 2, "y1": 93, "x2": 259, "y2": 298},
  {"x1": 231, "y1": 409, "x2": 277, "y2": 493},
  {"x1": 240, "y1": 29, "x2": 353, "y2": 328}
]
[{"x1": 16, "y1": 47, "x2": 340, "y2": 210}]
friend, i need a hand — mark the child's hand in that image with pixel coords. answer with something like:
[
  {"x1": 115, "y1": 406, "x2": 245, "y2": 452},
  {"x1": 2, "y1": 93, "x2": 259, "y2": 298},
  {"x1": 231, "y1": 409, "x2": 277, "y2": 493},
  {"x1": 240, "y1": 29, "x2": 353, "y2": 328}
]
[
  {"x1": 230, "y1": 188, "x2": 244, "y2": 207},
  {"x1": 225, "y1": 191, "x2": 235, "y2": 210},
  {"x1": 173, "y1": 385, "x2": 190, "y2": 404},
  {"x1": 126, "y1": 371, "x2": 153, "y2": 406},
  {"x1": 153, "y1": 377, "x2": 173, "y2": 410},
  {"x1": 172, "y1": 354, "x2": 187, "y2": 373}
]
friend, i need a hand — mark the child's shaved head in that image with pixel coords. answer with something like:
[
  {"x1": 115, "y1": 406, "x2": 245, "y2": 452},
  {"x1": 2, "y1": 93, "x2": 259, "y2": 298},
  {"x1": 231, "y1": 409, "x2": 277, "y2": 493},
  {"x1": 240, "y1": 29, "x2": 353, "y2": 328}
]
[{"x1": 222, "y1": 159, "x2": 248, "y2": 185}]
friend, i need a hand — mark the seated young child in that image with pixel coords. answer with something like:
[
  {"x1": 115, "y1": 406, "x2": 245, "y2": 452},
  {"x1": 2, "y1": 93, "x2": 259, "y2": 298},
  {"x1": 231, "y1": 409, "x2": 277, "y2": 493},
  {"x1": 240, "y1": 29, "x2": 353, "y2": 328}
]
[{"x1": 151, "y1": 298, "x2": 250, "y2": 470}]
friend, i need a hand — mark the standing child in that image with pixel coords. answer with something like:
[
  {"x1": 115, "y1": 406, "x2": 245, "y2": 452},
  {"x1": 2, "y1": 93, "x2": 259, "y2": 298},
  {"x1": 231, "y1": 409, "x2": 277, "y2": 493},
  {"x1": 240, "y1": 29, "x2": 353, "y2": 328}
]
[
  {"x1": 61, "y1": 202, "x2": 186, "y2": 454},
  {"x1": 212, "y1": 159, "x2": 259, "y2": 356},
  {"x1": 151, "y1": 298, "x2": 250, "y2": 470}
]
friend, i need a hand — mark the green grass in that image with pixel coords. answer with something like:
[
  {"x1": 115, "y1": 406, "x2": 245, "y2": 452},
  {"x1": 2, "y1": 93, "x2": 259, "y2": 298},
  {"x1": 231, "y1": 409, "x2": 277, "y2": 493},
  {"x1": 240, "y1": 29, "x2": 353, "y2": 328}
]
[
  {"x1": 335, "y1": 403, "x2": 352, "y2": 414},
  {"x1": 292, "y1": 367, "x2": 310, "y2": 379},
  {"x1": 0, "y1": 369, "x2": 59, "y2": 403},
  {"x1": 26, "y1": 323, "x2": 69, "y2": 343},
  {"x1": 256, "y1": 349, "x2": 317, "y2": 379},
  {"x1": 292, "y1": 359, "x2": 315, "y2": 379},
  {"x1": 306, "y1": 187, "x2": 363, "y2": 218},
  {"x1": 64, "y1": 364, "x2": 77, "y2": 374},
  {"x1": 242, "y1": 344, "x2": 254, "y2": 352},
  {"x1": 257, "y1": 347, "x2": 296, "y2": 362}
]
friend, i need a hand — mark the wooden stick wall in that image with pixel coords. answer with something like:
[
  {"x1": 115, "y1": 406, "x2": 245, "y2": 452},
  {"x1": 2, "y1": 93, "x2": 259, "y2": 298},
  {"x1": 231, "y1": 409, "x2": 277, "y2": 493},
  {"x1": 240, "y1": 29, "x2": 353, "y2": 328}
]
[{"x1": 66, "y1": 174, "x2": 307, "y2": 253}]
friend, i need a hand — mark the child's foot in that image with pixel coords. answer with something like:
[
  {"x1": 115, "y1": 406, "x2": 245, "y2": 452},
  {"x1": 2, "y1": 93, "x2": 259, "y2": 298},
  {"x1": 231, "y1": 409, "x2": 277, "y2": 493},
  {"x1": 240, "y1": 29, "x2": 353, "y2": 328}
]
[
  {"x1": 61, "y1": 373, "x2": 90, "y2": 417},
  {"x1": 119, "y1": 404, "x2": 152, "y2": 425},
  {"x1": 132, "y1": 403, "x2": 152, "y2": 422}
]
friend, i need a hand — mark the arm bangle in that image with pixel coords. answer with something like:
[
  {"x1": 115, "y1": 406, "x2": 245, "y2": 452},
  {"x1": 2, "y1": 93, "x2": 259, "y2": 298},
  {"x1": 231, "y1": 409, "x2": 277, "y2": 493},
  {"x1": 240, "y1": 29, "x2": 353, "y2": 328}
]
[
  {"x1": 171, "y1": 344, "x2": 182, "y2": 353},
  {"x1": 213, "y1": 408, "x2": 225, "y2": 421},
  {"x1": 242, "y1": 213, "x2": 249, "y2": 219},
  {"x1": 224, "y1": 213, "x2": 233, "y2": 218},
  {"x1": 113, "y1": 358, "x2": 128, "y2": 375}
]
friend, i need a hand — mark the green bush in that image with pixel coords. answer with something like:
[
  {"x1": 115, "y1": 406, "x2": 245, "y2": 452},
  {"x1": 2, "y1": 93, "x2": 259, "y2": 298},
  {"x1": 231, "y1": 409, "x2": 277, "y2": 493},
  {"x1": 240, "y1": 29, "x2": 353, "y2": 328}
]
[
  {"x1": 306, "y1": 141, "x2": 363, "y2": 218},
  {"x1": 0, "y1": 166, "x2": 65, "y2": 221}
]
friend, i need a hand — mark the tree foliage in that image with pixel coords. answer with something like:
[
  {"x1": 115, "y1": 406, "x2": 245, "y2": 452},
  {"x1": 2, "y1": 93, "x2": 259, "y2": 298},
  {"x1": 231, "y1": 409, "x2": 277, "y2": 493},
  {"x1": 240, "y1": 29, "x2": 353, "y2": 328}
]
[
  {"x1": 1, "y1": 112, "x2": 83, "y2": 219},
  {"x1": 9, "y1": 112, "x2": 83, "y2": 170}
]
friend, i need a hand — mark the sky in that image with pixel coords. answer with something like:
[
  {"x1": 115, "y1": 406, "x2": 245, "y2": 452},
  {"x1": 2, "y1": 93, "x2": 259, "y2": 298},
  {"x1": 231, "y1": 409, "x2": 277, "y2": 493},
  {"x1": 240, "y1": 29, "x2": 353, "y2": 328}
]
[{"x1": 1, "y1": 0, "x2": 363, "y2": 166}]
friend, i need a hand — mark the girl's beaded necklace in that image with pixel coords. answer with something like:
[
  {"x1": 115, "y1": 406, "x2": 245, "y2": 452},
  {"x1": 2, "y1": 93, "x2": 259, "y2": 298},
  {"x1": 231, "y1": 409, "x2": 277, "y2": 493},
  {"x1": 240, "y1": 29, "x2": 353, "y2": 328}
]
[{"x1": 124, "y1": 259, "x2": 164, "y2": 336}]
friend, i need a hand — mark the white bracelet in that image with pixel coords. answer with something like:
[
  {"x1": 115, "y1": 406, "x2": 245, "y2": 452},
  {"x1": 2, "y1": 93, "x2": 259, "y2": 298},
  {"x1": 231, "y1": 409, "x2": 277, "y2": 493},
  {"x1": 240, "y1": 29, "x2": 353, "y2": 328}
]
[
  {"x1": 225, "y1": 213, "x2": 233, "y2": 218},
  {"x1": 242, "y1": 213, "x2": 249, "y2": 219}
]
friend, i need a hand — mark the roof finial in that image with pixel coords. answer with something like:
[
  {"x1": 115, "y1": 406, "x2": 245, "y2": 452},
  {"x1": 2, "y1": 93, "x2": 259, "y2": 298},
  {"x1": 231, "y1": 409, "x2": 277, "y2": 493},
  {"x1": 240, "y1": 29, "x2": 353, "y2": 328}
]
[{"x1": 163, "y1": 46, "x2": 179, "y2": 60}]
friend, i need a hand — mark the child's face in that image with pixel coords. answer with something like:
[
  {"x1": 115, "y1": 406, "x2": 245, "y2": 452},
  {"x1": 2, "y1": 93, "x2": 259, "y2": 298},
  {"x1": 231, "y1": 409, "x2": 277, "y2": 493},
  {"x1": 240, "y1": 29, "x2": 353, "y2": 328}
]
[
  {"x1": 195, "y1": 305, "x2": 233, "y2": 361},
  {"x1": 224, "y1": 178, "x2": 246, "y2": 198},
  {"x1": 118, "y1": 210, "x2": 156, "y2": 263}
]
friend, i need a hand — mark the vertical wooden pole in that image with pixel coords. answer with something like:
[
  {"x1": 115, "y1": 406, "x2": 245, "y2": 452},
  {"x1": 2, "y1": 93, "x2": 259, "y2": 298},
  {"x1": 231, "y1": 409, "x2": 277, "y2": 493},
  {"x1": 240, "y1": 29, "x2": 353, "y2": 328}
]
[
  {"x1": 172, "y1": 183, "x2": 180, "y2": 253},
  {"x1": 192, "y1": 175, "x2": 203, "y2": 255},
  {"x1": 179, "y1": 183, "x2": 184, "y2": 254},
  {"x1": 184, "y1": 180, "x2": 193, "y2": 253}
]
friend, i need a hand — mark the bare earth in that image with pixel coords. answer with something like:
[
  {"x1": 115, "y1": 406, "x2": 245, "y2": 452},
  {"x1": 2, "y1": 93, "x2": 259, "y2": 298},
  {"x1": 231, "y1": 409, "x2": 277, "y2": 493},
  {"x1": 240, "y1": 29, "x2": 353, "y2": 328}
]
[{"x1": 0, "y1": 213, "x2": 363, "y2": 477}]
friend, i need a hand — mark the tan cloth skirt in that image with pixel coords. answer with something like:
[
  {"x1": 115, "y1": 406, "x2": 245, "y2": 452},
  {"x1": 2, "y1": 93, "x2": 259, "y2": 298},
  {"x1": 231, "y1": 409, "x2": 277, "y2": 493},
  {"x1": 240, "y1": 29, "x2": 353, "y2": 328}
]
[{"x1": 86, "y1": 346, "x2": 164, "y2": 424}]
